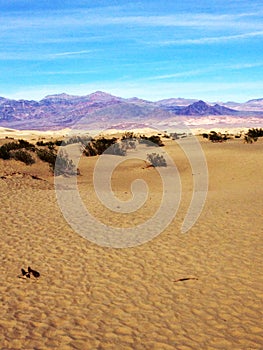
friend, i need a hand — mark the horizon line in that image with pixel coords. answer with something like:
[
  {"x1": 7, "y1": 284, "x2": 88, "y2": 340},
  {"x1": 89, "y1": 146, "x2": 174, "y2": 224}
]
[{"x1": 0, "y1": 90, "x2": 262, "y2": 104}]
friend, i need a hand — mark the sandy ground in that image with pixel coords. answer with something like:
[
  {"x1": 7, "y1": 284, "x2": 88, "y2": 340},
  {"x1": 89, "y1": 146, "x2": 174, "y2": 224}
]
[{"x1": 0, "y1": 131, "x2": 262, "y2": 349}]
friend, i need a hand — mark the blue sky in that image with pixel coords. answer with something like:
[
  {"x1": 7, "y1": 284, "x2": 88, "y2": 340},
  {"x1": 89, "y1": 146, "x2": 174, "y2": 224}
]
[{"x1": 0, "y1": 0, "x2": 262, "y2": 102}]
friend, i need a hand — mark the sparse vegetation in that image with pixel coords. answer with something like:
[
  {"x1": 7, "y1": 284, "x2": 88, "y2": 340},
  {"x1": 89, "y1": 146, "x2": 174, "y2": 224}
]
[
  {"x1": 147, "y1": 153, "x2": 167, "y2": 167},
  {"x1": 36, "y1": 148, "x2": 57, "y2": 167},
  {"x1": 0, "y1": 140, "x2": 36, "y2": 160},
  {"x1": 105, "y1": 142, "x2": 127, "y2": 156},
  {"x1": 83, "y1": 137, "x2": 127, "y2": 156},
  {"x1": 163, "y1": 134, "x2": 170, "y2": 138},
  {"x1": 63, "y1": 135, "x2": 93, "y2": 146},
  {"x1": 10, "y1": 150, "x2": 35, "y2": 165},
  {"x1": 54, "y1": 150, "x2": 77, "y2": 176},
  {"x1": 121, "y1": 131, "x2": 136, "y2": 140},
  {"x1": 139, "y1": 135, "x2": 164, "y2": 147},
  {"x1": 17, "y1": 139, "x2": 35, "y2": 150},
  {"x1": 244, "y1": 128, "x2": 263, "y2": 143},
  {"x1": 0, "y1": 132, "x2": 172, "y2": 173},
  {"x1": 121, "y1": 131, "x2": 137, "y2": 149},
  {"x1": 201, "y1": 128, "x2": 263, "y2": 144},
  {"x1": 0, "y1": 144, "x2": 12, "y2": 159},
  {"x1": 36, "y1": 140, "x2": 63, "y2": 148},
  {"x1": 203, "y1": 131, "x2": 231, "y2": 142},
  {"x1": 0, "y1": 138, "x2": 78, "y2": 175},
  {"x1": 36, "y1": 148, "x2": 77, "y2": 175}
]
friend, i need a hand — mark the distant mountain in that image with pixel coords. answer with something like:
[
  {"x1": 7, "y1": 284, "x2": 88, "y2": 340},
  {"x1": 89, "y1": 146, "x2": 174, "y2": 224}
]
[
  {"x1": 156, "y1": 97, "x2": 198, "y2": 106},
  {"x1": 162, "y1": 100, "x2": 238, "y2": 116},
  {"x1": 222, "y1": 98, "x2": 263, "y2": 112},
  {"x1": 246, "y1": 98, "x2": 263, "y2": 103},
  {"x1": 0, "y1": 92, "x2": 262, "y2": 130}
]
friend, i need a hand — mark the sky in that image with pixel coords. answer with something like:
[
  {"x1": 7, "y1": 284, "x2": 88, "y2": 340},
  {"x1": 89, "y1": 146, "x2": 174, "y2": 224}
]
[{"x1": 0, "y1": 0, "x2": 262, "y2": 102}]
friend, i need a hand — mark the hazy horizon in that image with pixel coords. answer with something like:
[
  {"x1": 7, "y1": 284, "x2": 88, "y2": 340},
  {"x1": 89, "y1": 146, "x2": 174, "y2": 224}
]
[{"x1": 0, "y1": 89, "x2": 262, "y2": 104}]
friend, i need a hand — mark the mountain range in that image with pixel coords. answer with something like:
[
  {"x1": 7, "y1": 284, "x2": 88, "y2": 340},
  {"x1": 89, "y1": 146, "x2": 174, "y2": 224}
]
[{"x1": 0, "y1": 91, "x2": 262, "y2": 131}]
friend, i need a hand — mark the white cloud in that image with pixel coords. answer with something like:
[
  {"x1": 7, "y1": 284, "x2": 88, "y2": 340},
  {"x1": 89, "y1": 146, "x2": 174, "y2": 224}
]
[
  {"x1": 141, "y1": 62, "x2": 263, "y2": 81},
  {"x1": 1, "y1": 10, "x2": 263, "y2": 30},
  {"x1": 151, "y1": 31, "x2": 263, "y2": 46},
  {"x1": 144, "y1": 69, "x2": 211, "y2": 80},
  {"x1": 0, "y1": 49, "x2": 97, "y2": 61},
  {"x1": 50, "y1": 50, "x2": 95, "y2": 58}
]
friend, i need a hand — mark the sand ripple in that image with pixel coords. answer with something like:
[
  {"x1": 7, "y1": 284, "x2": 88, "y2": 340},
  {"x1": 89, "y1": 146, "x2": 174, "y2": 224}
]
[{"x1": 0, "y1": 139, "x2": 263, "y2": 349}]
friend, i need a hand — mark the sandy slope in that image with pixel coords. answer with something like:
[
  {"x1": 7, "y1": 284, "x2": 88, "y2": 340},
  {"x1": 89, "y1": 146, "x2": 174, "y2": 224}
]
[{"x1": 0, "y1": 135, "x2": 262, "y2": 349}]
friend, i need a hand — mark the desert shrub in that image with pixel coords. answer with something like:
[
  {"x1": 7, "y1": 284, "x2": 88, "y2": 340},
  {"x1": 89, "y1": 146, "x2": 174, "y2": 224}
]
[
  {"x1": 11, "y1": 150, "x2": 35, "y2": 165},
  {"x1": 121, "y1": 131, "x2": 136, "y2": 140},
  {"x1": 208, "y1": 131, "x2": 223, "y2": 142},
  {"x1": 54, "y1": 140, "x2": 63, "y2": 146},
  {"x1": 0, "y1": 140, "x2": 35, "y2": 160},
  {"x1": 121, "y1": 139, "x2": 136, "y2": 150},
  {"x1": 0, "y1": 144, "x2": 12, "y2": 159},
  {"x1": 83, "y1": 137, "x2": 125, "y2": 156},
  {"x1": 126, "y1": 140, "x2": 137, "y2": 149},
  {"x1": 18, "y1": 139, "x2": 35, "y2": 150},
  {"x1": 36, "y1": 148, "x2": 57, "y2": 167},
  {"x1": 36, "y1": 140, "x2": 45, "y2": 146},
  {"x1": 139, "y1": 135, "x2": 164, "y2": 147},
  {"x1": 0, "y1": 142, "x2": 20, "y2": 154},
  {"x1": 63, "y1": 135, "x2": 93, "y2": 146},
  {"x1": 104, "y1": 142, "x2": 127, "y2": 156},
  {"x1": 244, "y1": 135, "x2": 254, "y2": 144},
  {"x1": 244, "y1": 128, "x2": 263, "y2": 143},
  {"x1": 54, "y1": 150, "x2": 77, "y2": 176},
  {"x1": 208, "y1": 131, "x2": 230, "y2": 142},
  {"x1": 138, "y1": 135, "x2": 148, "y2": 145},
  {"x1": 83, "y1": 142, "x2": 98, "y2": 157},
  {"x1": 95, "y1": 137, "x2": 118, "y2": 154},
  {"x1": 121, "y1": 132, "x2": 137, "y2": 150},
  {"x1": 247, "y1": 128, "x2": 263, "y2": 138},
  {"x1": 36, "y1": 148, "x2": 76, "y2": 175},
  {"x1": 36, "y1": 139, "x2": 62, "y2": 147},
  {"x1": 36, "y1": 140, "x2": 56, "y2": 148},
  {"x1": 170, "y1": 132, "x2": 179, "y2": 140},
  {"x1": 36, "y1": 140, "x2": 43, "y2": 146},
  {"x1": 147, "y1": 153, "x2": 167, "y2": 167},
  {"x1": 148, "y1": 135, "x2": 164, "y2": 146}
]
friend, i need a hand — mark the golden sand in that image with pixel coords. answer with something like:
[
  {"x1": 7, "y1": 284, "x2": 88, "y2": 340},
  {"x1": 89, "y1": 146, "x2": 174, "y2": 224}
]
[{"x1": 0, "y1": 133, "x2": 262, "y2": 349}]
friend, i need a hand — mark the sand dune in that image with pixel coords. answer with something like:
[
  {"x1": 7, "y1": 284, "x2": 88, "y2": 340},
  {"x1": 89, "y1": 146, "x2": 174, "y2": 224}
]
[{"x1": 0, "y1": 134, "x2": 262, "y2": 349}]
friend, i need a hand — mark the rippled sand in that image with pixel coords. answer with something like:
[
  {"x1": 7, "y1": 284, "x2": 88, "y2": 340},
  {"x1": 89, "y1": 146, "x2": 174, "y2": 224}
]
[{"x1": 0, "y1": 136, "x2": 262, "y2": 349}]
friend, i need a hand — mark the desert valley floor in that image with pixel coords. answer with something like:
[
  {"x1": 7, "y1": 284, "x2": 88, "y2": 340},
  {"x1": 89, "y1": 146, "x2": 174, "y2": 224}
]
[{"x1": 0, "y1": 132, "x2": 262, "y2": 349}]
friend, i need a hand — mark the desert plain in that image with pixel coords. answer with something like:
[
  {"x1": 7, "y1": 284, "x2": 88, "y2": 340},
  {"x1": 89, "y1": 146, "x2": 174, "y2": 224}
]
[{"x1": 0, "y1": 127, "x2": 262, "y2": 350}]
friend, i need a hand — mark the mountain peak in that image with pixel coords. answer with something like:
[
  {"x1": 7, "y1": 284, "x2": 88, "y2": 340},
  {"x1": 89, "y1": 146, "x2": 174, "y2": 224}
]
[
  {"x1": 183, "y1": 100, "x2": 212, "y2": 115},
  {"x1": 42, "y1": 93, "x2": 78, "y2": 101},
  {"x1": 88, "y1": 91, "x2": 120, "y2": 102}
]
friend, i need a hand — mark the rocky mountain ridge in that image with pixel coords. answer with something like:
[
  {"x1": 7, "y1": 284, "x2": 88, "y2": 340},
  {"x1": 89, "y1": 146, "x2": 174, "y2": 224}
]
[{"x1": 0, "y1": 91, "x2": 262, "y2": 130}]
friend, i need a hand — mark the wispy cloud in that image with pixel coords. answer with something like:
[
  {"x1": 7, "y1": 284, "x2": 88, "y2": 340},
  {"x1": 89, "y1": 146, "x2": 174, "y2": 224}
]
[
  {"x1": 143, "y1": 62, "x2": 263, "y2": 81},
  {"x1": 151, "y1": 31, "x2": 263, "y2": 46},
  {"x1": 97, "y1": 12, "x2": 263, "y2": 29},
  {"x1": 50, "y1": 50, "x2": 95, "y2": 58},
  {"x1": 0, "y1": 49, "x2": 97, "y2": 61},
  {"x1": 226, "y1": 62, "x2": 263, "y2": 70},
  {"x1": 1, "y1": 10, "x2": 263, "y2": 30},
  {"x1": 144, "y1": 69, "x2": 211, "y2": 80}
]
